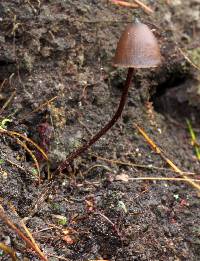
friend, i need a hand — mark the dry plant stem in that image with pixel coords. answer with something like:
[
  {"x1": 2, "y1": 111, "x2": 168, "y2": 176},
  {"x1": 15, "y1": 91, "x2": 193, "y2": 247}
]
[
  {"x1": 55, "y1": 68, "x2": 134, "y2": 174},
  {"x1": 0, "y1": 128, "x2": 48, "y2": 160},
  {"x1": 91, "y1": 153, "x2": 196, "y2": 175},
  {"x1": 0, "y1": 242, "x2": 17, "y2": 261},
  {"x1": 133, "y1": 0, "x2": 154, "y2": 14},
  {"x1": 134, "y1": 124, "x2": 200, "y2": 192},
  {"x1": 110, "y1": 0, "x2": 138, "y2": 8},
  {"x1": 19, "y1": 95, "x2": 57, "y2": 122},
  {"x1": 178, "y1": 47, "x2": 200, "y2": 71},
  {"x1": 8, "y1": 202, "x2": 46, "y2": 261},
  {"x1": 128, "y1": 177, "x2": 200, "y2": 182},
  {"x1": 0, "y1": 91, "x2": 16, "y2": 115},
  {"x1": 0, "y1": 208, "x2": 48, "y2": 261}
]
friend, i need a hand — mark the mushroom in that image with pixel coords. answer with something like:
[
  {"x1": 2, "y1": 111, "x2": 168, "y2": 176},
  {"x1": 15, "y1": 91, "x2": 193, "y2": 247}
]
[{"x1": 55, "y1": 20, "x2": 161, "y2": 174}]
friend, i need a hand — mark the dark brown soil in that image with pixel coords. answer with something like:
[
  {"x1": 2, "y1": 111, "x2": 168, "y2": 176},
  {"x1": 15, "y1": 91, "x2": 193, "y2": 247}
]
[{"x1": 0, "y1": 1, "x2": 200, "y2": 260}]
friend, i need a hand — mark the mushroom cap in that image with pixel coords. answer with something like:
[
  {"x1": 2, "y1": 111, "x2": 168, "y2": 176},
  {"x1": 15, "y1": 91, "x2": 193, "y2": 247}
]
[{"x1": 113, "y1": 22, "x2": 161, "y2": 68}]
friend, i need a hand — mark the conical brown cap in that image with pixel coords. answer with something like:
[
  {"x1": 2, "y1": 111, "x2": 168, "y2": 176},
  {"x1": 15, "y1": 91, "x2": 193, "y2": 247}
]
[{"x1": 113, "y1": 22, "x2": 161, "y2": 68}]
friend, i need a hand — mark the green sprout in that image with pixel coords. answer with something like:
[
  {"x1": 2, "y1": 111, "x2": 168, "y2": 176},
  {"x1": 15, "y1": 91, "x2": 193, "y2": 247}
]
[
  {"x1": 31, "y1": 167, "x2": 38, "y2": 176},
  {"x1": 186, "y1": 119, "x2": 200, "y2": 160},
  {"x1": 0, "y1": 159, "x2": 4, "y2": 165},
  {"x1": 52, "y1": 214, "x2": 68, "y2": 225},
  {"x1": 58, "y1": 216, "x2": 67, "y2": 226}
]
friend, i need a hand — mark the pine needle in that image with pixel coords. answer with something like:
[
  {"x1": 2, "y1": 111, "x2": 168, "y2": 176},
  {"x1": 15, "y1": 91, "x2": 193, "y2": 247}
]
[
  {"x1": 0, "y1": 205, "x2": 48, "y2": 261},
  {"x1": 0, "y1": 128, "x2": 48, "y2": 160},
  {"x1": 0, "y1": 242, "x2": 18, "y2": 261},
  {"x1": 134, "y1": 123, "x2": 200, "y2": 192}
]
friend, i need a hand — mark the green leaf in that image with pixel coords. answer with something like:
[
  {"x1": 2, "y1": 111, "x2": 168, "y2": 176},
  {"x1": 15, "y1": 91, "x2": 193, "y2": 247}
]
[{"x1": 0, "y1": 159, "x2": 4, "y2": 164}]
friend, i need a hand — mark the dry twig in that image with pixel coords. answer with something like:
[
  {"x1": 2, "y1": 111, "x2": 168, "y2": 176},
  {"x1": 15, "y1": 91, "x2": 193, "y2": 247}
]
[
  {"x1": 0, "y1": 128, "x2": 49, "y2": 183},
  {"x1": 109, "y1": 0, "x2": 154, "y2": 14},
  {"x1": 109, "y1": 0, "x2": 138, "y2": 8},
  {"x1": 0, "y1": 91, "x2": 16, "y2": 116},
  {"x1": 19, "y1": 96, "x2": 58, "y2": 121},
  {"x1": 116, "y1": 175, "x2": 200, "y2": 183},
  {"x1": 133, "y1": 0, "x2": 153, "y2": 14},
  {"x1": 0, "y1": 206, "x2": 48, "y2": 261},
  {"x1": 9, "y1": 203, "x2": 47, "y2": 261},
  {"x1": 0, "y1": 242, "x2": 17, "y2": 261},
  {"x1": 178, "y1": 47, "x2": 200, "y2": 71},
  {"x1": 0, "y1": 128, "x2": 48, "y2": 161},
  {"x1": 91, "y1": 153, "x2": 196, "y2": 175},
  {"x1": 15, "y1": 137, "x2": 41, "y2": 183},
  {"x1": 134, "y1": 124, "x2": 200, "y2": 192}
]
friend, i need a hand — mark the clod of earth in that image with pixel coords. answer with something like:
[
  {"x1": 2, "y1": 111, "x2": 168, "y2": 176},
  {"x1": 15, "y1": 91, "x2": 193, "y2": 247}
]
[{"x1": 55, "y1": 20, "x2": 162, "y2": 174}]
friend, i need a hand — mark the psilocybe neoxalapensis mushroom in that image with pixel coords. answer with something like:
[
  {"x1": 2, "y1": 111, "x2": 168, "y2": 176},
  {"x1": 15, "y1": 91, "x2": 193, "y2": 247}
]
[
  {"x1": 113, "y1": 20, "x2": 161, "y2": 68},
  {"x1": 55, "y1": 20, "x2": 162, "y2": 174}
]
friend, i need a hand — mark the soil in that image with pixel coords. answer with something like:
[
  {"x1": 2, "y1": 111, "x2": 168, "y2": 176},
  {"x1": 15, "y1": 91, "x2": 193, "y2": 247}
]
[{"x1": 0, "y1": 1, "x2": 200, "y2": 260}]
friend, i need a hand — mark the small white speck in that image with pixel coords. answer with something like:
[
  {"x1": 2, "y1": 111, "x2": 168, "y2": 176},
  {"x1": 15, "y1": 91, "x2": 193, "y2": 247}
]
[
  {"x1": 174, "y1": 194, "x2": 179, "y2": 200},
  {"x1": 157, "y1": 128, "x2": 162, "y2": 134}
]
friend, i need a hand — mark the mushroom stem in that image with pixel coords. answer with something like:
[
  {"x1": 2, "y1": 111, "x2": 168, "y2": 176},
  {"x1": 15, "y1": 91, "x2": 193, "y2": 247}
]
[{"x1": 55, "y1": 68, "x2": 134, "y2": 174}]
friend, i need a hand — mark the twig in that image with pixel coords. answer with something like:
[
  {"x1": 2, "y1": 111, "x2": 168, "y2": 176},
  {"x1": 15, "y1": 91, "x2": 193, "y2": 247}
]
[
  {"x1": 0, "y1": 91, "x2": 16, "y2": 116},
  {"x1": 78, "y1": 119, "x2": 93, "y2": 136},
  {"x1": 0, "y1": 127, "x2": 50, "y2": 183},
  {"x1": 14, "y1": 137, "x2": 41, "y2": 183},
  {"x1": 47, "y1": 253, "x2": 70, "y2": 260},
  {"x1": 178, "y1": 47, "x2": 200, "y2": 71},
  {"x1": 0, "y1": 206, "x2": 48, "y2": 261},
  {"x1": 84, "y1": 164, "x2": 112, "y2": 176},
  {"x1": 0, "y1": 242, "x2": 17, "y2": 261},
  {"x1": 134, "y1": 124, "x2": 200, "y2": 192},
  {"x1": 8, "y1": 203, "x2": 47, "y2": 261},
  {"x1": 0, "y1": 79, "x2": 7, "y2": 92},
  {"x1": 109, "y1": 0, "x2": 138, "y2": 8},
  {"x1": 25, "y1": 187, "x2": 50, "y2": 219},
  {"x1": 4, "y1": 158, "x2": 29, "y2": 173},
  {"x1": 90, "y1": 153, "x2": 196, "y2": 175},
  {"x1": 94, "y1": 212, "x2": 121, "y2": 237},
  {"x1": 0, "y1": 129, "x2": 41, "y2": 183},
  {"x1": 19, "y1": 96, "x2": 58, "y2": 121},
  {"x1": 121, "y1": 177, "x2": 200, "y2": 182},
  {"x1": 37, "y1": 0, "x2": 41, "y2": 8},
  {"x1": 0, "y1": 128, "x2": 48, "y2": 160},
  {"x1": 133, "y1": 0, "x2": 154, "y2": 14}
]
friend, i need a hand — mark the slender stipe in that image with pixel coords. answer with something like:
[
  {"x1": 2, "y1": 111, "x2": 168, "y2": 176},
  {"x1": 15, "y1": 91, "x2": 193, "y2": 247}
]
[{"x1": 54, "y1": 68, "x2": 134, "y2": 174}]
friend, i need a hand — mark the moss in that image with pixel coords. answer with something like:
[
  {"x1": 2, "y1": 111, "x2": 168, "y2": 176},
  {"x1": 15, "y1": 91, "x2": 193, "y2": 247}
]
[
  {"x1": 51, "y1": 203, "x2": 60, "y2": 211},
  {"x1": 188, "y1": 47, "x2": 200, "y2": 66},
  {"x1": 20, "y1": 52, "x2": 34, "y2": 72}
]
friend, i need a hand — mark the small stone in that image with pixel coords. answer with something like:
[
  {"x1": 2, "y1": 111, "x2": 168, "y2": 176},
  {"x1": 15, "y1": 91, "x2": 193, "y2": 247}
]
[{"x1": 40, "y1": 46, "x2": 52, "y2": 57}]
